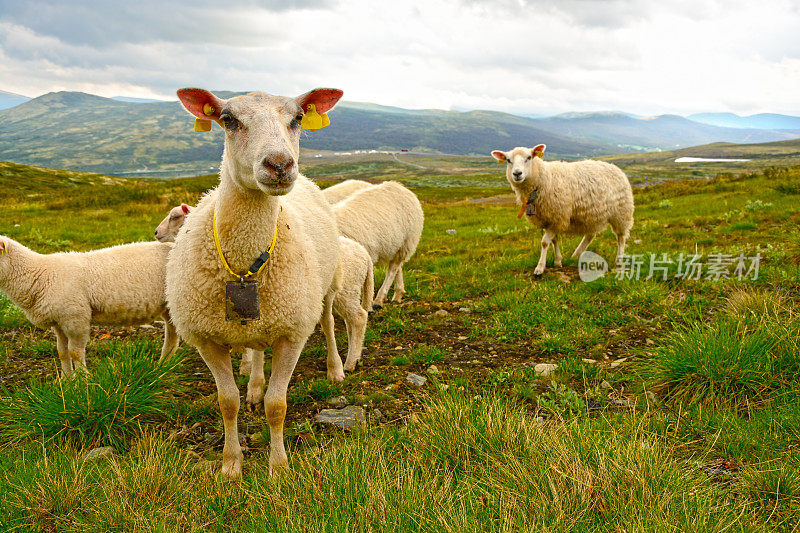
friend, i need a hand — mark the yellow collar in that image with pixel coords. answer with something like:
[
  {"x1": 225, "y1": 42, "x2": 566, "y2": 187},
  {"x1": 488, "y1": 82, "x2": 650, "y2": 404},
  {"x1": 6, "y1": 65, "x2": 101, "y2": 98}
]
[{"x1": 212, "y1": 208, "x2": 279, "y2": 279}]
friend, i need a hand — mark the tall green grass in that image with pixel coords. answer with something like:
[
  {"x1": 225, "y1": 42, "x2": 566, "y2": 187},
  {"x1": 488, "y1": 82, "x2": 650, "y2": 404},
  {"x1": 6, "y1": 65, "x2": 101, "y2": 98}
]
[
  {"x1": 0, "y1": 392, "x2": 751, "y2": 531},
  {"x1": 648, "y1": 311, "x2": 800, "y2": 407},
  {"x1": 0, "y1": 340, "x2": 187, "y2": 448}
]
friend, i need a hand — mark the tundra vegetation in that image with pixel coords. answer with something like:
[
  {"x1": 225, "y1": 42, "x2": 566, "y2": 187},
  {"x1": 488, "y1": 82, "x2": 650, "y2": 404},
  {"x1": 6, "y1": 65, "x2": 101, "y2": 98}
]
[{"x1": 0, "y1": 158, "x2": 798, "y2": 531}]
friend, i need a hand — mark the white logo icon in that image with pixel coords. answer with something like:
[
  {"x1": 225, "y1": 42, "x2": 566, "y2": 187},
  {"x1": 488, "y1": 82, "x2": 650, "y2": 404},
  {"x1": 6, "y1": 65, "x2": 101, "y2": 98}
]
[{"x1": 578, "y1": 251, "x2": 608, "y2": 282}]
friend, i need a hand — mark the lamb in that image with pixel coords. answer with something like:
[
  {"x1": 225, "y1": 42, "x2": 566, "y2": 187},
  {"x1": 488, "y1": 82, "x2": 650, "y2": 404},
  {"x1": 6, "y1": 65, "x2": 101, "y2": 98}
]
[
  {"x1": 166, "y1": 87, "x2": 344, "y2": 479},
  {"x1": 491, "y1": 144, "x2": 634, "y2": 276},
  {"x1": 155, "y1": 204, "x2": 373, "y2": 399},
  {"x1": 0, "y1": 237, "x2": 178, "y2": 375},
  {"x1": 154, "y1": 203, "x2": 191, "y2": 242},
  {"x1": 322, "y1": 179, "x2": 372, "y2": 204},
  {"x1": 332, "y1": 181, "x2": 424, "y2": 306}
]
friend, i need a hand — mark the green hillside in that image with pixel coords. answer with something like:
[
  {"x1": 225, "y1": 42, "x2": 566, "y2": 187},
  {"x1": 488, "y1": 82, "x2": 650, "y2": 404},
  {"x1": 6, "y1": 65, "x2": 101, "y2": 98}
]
[
  {"x1": 1, "y1": 91, "x2": 798, "y2": 177},
  {"x1": 0, "y1": 92, "x2": 605, "y2": 176}
]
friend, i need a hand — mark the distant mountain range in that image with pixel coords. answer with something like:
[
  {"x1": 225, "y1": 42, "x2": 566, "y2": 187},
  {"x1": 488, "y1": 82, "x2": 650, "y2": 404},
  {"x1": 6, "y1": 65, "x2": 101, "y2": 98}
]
[
  {"x1": 0, "y1": 91, "x2": 798, "y2": 176},
  {"x1": 0, "y1": 90, "x2": 30, "y2": 110},
  {"x1": 688, "y1": 112, "x2": 800, "y2": 130}
]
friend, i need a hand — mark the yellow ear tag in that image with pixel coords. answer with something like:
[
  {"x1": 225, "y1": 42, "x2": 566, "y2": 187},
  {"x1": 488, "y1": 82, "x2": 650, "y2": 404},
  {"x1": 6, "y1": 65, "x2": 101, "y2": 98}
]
[
  {"x1": 533, "y1": 150, "x2": 543, "y2": 158},
  {"x1": 194, "y1": 118, "x2": 212, "y2": 132},
  {"x1": 194, "y1": 103, "x2": 216, "y2": 132},
  {"x1": 301, "y1": 104, "x2": 330, "y2": 131}
]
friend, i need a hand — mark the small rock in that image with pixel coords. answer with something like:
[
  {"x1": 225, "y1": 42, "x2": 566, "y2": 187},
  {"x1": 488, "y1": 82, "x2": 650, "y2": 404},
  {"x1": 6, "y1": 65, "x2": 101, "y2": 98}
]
[
  {"x1": 434, "y1": 309, "x2": 449, "y2": 317},
  {"x1": 438, "y1": 383, "x2": 449, "y2": 391},
  {"x1": 314, "y1": 406, "x2": 366, "y2": 429},
  {"x1": 427, "y1": 365, "x2": 439, "y2": 374},
  {"x1": 84, "y1": 446, "x2": 114, "y2": 461},
  {"x1": 600, "y1": 380, "x2": 612, "y2": 390},
  {"x1": 534, "y1": 363, "x2": 557, "y2": 377},
  {"x1": 646, "y1": 338, "x2": 655, "y2": 345},
  {"x1": 609, "y1": 357, "x2": 628, "y2": 368},
  {"x1": 406, "y1": 372, "x2": 427, "y2": 387},
  {"x1": 458, "y1": 307, "x2": 471, "y2": 313},
  {"x1": 139, "y1": 324, "x2": 156, "y2": 330},
  {"x1": 457, "y1": 336, "x2": 468, "y2": 341},
  {"x1": 445, "y1": 229, "x2": 457, "y2": 235},
  {"x1": 534, "y1": 416, "x2": 545, "y2": 425},
  {"x1": 327, "y1": 395, "x2": 348, "y2": 409},
  {"x1": 371, "y1": 409, "x2": 383, "y2": 420},
  {"x1": 645, "y1": 391, "x2": 657, "y2": 404},
  {"x1": 582, "y1": 358, "x2": 596, "y2": 364}
]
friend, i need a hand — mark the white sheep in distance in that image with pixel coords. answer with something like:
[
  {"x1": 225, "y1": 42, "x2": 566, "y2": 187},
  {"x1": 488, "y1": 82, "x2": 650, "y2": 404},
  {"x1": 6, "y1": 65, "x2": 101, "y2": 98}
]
[
  {"x1": 491, "y1": 145, "x2": 634, "y2": 276},
  {"x1": 322, "y1": 179, "x2": 372, "y2": 204},
  {"x1": 0, "y1": 237, "x2": 178, "y2": 375},
  {"x1": 333, "y1": 181, "x2": 424, "y2": 307},
  {"x1": 155, "y1": 203, "x2": 191, "y2": 242},
  {"x1": 167, "y1": 87, "x2": 344, "y2": 479},
  {"x1": 155, "y1": 205, "x2": 374, "y2": 400}
]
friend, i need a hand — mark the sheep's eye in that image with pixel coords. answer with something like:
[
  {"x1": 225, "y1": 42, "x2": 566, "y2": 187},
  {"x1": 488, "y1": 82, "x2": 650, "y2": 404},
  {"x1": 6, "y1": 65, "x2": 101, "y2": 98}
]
[
  {"x1": 220, "y1": 113, "x2": 240, "y2": 131},
  {"x1": 506, "y1": 160, "x2": 512, "y2": 165},
  {"x1": 526, "y1": 156, "x2": 532, "y2": 161},
  {"x1": 290, "y1": 112, "x2": 303, "y2": 130}
]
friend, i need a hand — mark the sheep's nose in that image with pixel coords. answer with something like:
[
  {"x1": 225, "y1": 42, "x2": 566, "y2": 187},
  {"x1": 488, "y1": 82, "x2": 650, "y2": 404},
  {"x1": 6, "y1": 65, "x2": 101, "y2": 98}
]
[
  {"x1": 513, "y1": 170, "x2": 523, "y2": 178},
  {"x1": 262, "y1": 152, "x2": 294, "y2": 176}
]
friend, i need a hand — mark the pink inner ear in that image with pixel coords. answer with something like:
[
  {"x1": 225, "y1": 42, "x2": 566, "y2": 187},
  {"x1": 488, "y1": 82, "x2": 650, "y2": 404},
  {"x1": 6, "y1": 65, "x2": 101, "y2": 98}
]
[
  {"x1": 177, "y1": 88, "x2": 224, "y2": 119},
  {"x1": 181, "y1": 204, "x2": 190, "y2": 214},
  {"x1": 491, "y1": 151, "x2": 506, "y2": 160},
  {"x1": 533, "y1": 144, "x2": 546, "y2": 153},
  {"x1": 296, "y1": 88, "x2": 344, "y2": 115}
]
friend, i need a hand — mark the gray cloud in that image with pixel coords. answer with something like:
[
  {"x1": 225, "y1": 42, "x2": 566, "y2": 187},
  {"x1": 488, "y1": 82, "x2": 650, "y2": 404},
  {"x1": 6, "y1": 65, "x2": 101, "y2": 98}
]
[{"x1": 0, "y1": 0, "x2": 799, "y2": 115}]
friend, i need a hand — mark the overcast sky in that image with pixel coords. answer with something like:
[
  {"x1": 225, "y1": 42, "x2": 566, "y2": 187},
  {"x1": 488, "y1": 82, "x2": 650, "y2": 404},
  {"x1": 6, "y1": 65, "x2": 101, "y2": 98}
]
[{"x1": 1, "y1": 0, "x2": 799, "y2": 116}]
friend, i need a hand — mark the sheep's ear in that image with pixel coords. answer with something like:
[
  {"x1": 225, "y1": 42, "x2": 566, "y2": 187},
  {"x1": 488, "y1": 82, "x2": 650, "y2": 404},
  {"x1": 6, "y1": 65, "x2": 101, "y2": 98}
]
[
  {"x1": 491, "y1": 150, "x2": 508, "y2": 162},
  {"x1": 532, "y1": 144, "x2": 546, "y2": 158},
  {"x1": 177, "y1": 88, "x2": 225, "y2": 120},
  {"x1": 296, "y1": 88, "x2": 344, "y2": 115},
  {"x1": 181, "y1": 204, "x2": 191, "y2": 215}
]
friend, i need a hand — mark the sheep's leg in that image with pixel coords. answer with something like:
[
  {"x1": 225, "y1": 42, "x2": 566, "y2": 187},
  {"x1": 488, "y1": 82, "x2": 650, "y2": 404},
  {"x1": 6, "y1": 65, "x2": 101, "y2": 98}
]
[
  {"x1": 53, "y1": 326, "x2": 72, "y2": 376},
  {"x1": 615, "y1": 233, "x2": 628, "y2": 264},
  {"x1": 391, "y1": 267, "x2": 405, "y2": 303},
  {"x1": 240, "y1": 349, "x2": 253, "y2": 376},
  {"x1": 159, "y1": 314, "x2": 179, "y2": 361},
  {"x1": 246, "y1": 349, "x2": 266, "y2": 406},
  {"x1": 534, "y1": 230, "x2": 556, "y2": 276},
  {"x1": 197, "y1": 340, "x2": 241, "y2": 480},
  {"x1": 373, "y1": 261, "x2": 402, "y2": 308},
  {"x1": 571, "y1": 234, "x2": 595, "y2": 259},
  {"x1": 265, "y1": 337, "x2": 304, "y2": 473},
  {"x1": 67, "y1": 331, "x2": 89, "y2": 373},
  {"x1": 552, "y1": 235, "x2": 563, "y2": 268},
  {"x1": 343, "y1": 306, "x2": 368, "y2": 372},
  {"x1": 320, "y1": 293, "x2": 345, "y2": 382}
]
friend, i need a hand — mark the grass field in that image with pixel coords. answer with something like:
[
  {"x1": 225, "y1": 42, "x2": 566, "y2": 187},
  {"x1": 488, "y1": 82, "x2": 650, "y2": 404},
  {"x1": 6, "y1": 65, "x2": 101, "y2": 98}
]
[{"x1": 0, "y1": 158, "x2": 799, "y2": 531}]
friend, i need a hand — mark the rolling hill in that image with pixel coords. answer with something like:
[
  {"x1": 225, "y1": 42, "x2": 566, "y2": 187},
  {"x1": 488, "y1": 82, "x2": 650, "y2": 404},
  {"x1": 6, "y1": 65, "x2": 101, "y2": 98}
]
[{"x1": 0, "y1": 91, "x2": 798, "y2": 176}]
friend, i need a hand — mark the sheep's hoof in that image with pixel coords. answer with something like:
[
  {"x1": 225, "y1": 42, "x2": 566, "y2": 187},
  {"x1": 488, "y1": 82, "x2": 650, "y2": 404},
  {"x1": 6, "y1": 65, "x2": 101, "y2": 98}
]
[
  {"x1": 327, "y1": 370, "x2": 345, "y2": 383},
  {"x1": 372, "y1": 303, "x2": 383, "y2": 311},
  {"x1": 344, "y1": 360, "x2": 358, "y2": 373},
  {"x1": 220, "y1": 453, "x2": 243, "y2": 480}
]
